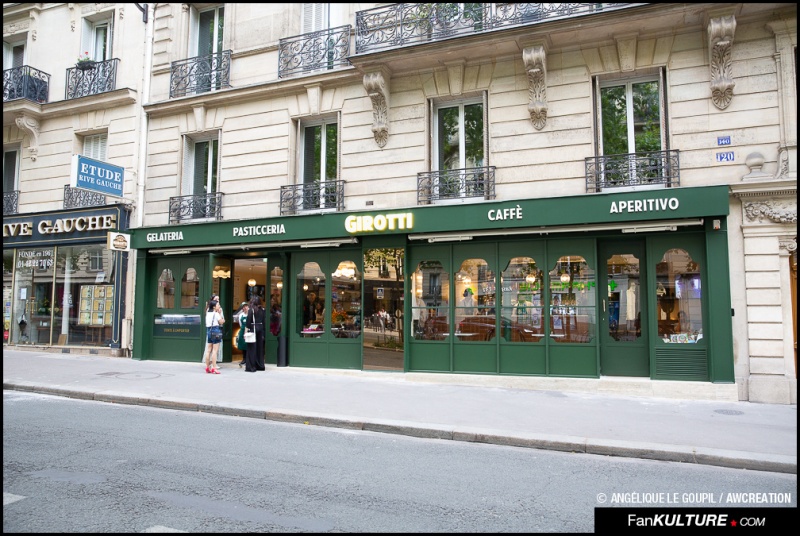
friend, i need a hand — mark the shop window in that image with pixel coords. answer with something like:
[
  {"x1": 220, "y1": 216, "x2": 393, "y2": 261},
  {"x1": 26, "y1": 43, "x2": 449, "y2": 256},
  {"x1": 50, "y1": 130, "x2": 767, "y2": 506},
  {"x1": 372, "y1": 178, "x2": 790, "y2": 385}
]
[
  {"x1": 181, "y1": 268, "x2": 199, "y2": 309},
  {"x1": 157, "y1": 268, "x2": 175, "y2": 309},
  {"x1": 331, "y1": 261, "x2": 361, "y2": 339},
  {"x1": 595, "y1": 70, "x2": 667, "y2": 188},
  {"x1": 412, "y1": 261, "x2": 450, "y2": 340},
  {"x1": 433, "y1": 95, "x2": 486, "y2": 200},
  {"x1": 83, "y1": 133, "x2": 108, "y2": 162},
  {"x1": 297, "y1": 262, "x2": 326, "y2": 334},
  {"x1": 548, "y1": 256, "x2": 596, "y2": 343},
  {"x1": 500, "y1": 256, "x2": 544, "y2": 343},
  {"x1": 300, "y1": 118, "x2": 338, "y2": 210},
  {"x1": 3, "y1": 249, "x2": 12, "y2": 343},
  {"x1": 656, "y1": 249, "x2": 703, "y2": 343},
  {"x1": 55, "y1": 245, "x2": 114, "y2": 347},
  {"x1": 454, "y1": 258, "x2": 494, "y2": 342}
]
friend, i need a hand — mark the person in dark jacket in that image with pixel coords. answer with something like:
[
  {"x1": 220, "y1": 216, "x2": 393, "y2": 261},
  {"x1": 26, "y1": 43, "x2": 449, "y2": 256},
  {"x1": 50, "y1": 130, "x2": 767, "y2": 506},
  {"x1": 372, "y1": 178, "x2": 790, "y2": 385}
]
[{"x1": 245, "y1": 295, "x2": 266, "y2": 372}]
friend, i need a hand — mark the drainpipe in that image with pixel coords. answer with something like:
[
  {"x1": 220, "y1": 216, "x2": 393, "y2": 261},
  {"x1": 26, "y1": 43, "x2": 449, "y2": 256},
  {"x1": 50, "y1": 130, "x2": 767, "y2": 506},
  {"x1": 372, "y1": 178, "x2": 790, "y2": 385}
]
[{"x1": 128, "y1": 3, "x2": 155, "y2": 353}]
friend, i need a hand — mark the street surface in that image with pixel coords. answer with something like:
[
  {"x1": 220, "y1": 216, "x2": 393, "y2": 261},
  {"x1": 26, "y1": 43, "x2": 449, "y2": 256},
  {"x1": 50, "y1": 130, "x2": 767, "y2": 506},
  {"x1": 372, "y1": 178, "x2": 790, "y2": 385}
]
[{"x1": 4, "y1": 391, "x2": 796, "y2": 532}]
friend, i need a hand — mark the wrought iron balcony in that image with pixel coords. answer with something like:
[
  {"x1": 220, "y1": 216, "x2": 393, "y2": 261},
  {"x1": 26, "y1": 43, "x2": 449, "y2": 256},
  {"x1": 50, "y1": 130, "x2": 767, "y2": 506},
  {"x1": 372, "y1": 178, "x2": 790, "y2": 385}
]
[
  {"x1": 169, "y1": 192, "x2": 224, "y2": 224},
  {"x1": 280, "y1": 181, "x2": 345, "y2": 215},
  {"x1": 170, "y1": 50, "x2": 231, "y2": 98},
  {"x1": 417, "y1": 166, "x2": 496, "y2": 205},
  {"x1": 4, "y1": 190, "x2": 19, "y2": 215},
  {"x1": 63, "y1": 185, "x2": 106, "y2": 209},
  {"x1": 356, "y1": 3, "x2": 634, "y2": 54},
  {"x1": 278, "y1": 25, "x2": 352, "y2": 78},
  {"x1": 585, "y1": 150, "x2": 680, "y2": 192},
  {"x1": 3, "y1": 65, "x2": 50, "y2": 103},
  {"x1": 65, "y1": 59, "x2": 119, "y2": 100}
]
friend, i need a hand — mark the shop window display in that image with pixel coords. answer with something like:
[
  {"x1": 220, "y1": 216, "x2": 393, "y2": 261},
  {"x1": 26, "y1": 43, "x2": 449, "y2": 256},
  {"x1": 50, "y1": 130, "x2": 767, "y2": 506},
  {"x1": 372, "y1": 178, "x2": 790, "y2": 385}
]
[
  {"x1": 331, "y1": 260, "x2": 361, "y2": 339},
  {"x1": 500, "y1": 256, "x2": 545, "y2": 343},
  {"x1": 548, "y1": 256, "x2": 596, "y2": 343},
  {"x1": 656, "y1": 249, "x2": 703, "y2": 343},
  {"x1": 454, "y1": 258, "x2": 495, "y2": 342},
  {"x1": 412, "y1": 261, "x2": 449, "y2": 340},
  {"x1": 297, "y1": 262, "x2": 326, "y2": 336}
]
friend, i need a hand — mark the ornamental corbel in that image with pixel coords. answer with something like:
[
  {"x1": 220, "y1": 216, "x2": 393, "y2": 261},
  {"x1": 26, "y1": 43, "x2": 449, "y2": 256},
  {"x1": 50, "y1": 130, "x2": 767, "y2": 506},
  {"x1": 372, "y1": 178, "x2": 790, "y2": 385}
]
[
  {"x1": 15, "y1": 114, "x2": 40, "y2": 162},
  {"x1": 708, "y1": 14, "x2": 736, "y2": 110},
  {"x1": 363, "y1": 71, "x2": 390, "y2": 148},
  {"x1": 743, "y1": 201, "x2": 797, "y2": 224},
  {"x1": 523, "y1": 45, "x2": 547, "y2": 130}
]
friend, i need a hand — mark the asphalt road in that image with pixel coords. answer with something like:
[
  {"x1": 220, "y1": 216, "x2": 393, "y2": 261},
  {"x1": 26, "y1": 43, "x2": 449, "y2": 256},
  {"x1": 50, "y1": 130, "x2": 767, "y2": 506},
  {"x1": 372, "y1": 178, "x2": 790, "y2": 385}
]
[{"x1": 4, "y1": 391, "x2": 796, "y2": 533}]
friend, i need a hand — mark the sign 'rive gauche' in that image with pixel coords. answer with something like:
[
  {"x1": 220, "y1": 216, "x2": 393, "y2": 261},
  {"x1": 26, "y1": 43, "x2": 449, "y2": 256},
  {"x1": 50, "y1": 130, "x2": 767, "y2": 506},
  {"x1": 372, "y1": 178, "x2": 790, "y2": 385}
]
[{"x1": 71, "y1": 154, "x2": 124, "y2": 198}]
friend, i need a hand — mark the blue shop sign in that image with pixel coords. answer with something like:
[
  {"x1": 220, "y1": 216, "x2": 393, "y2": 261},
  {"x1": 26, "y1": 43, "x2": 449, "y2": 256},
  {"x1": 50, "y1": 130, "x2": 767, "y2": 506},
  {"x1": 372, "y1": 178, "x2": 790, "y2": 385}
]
[{"x1": 70, "y1": 155, "x2": 124, "y2": 197}]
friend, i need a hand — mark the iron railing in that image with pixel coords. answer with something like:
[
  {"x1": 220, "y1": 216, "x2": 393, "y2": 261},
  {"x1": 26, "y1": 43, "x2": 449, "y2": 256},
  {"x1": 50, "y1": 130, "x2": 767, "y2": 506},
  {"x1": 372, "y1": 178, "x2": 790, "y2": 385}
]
[
  {"x1": 169, "y1": 50, "x2": 231, "y2": 98},
  {"x1": 417, "y1": 166, "x2": 496, "y2": 204},
  {"x1": 278, "y1": 25, "x2": 352, "y2": 78},
  {"x1": 169, "y1": 192, "x2": 224, "y2": 223},
  {"x1": 585, "y1": 150, "x2": 680, "y2": 192},
  {"x1": 65, "y1": 58, "x2": 119, "y2": 100},
  {"x1": 63, "y1": 185, "x2": 106, "y2": 209},
  {"x1": 355, "y1": 3, "x2": 634, "y2": 54},
  {"x1": 280, "y1": 180, "x2": 345, "y2": 215},
  {"x1": 4, "y1": 190, "x2": 19, "y2": 215},
  {"x1": 3, "y1": 65, "x2": 50, "y2": 103}
]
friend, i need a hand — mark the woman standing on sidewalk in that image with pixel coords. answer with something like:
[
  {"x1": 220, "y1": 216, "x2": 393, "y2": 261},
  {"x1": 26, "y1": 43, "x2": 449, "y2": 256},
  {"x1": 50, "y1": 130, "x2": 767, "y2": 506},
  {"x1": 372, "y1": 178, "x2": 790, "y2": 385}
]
[
  {"x1": 204, "y1": 298, "x2": 224, "y2": 374},
  {"x1": 245, "y1": 295, "x2": 266, "y2": 372}
]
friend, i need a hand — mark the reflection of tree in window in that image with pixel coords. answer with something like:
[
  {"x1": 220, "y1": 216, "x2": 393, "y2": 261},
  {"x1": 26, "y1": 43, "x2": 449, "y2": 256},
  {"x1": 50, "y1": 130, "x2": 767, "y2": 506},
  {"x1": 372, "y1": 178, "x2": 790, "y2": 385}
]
[{"x1": 157, "y1": 269, "x2": 175, "y2": 309}]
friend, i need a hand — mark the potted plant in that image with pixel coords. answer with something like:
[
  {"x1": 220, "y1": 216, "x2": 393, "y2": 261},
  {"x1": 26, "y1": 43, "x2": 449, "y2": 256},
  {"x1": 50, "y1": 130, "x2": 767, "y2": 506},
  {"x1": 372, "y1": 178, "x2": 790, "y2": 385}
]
[{"x1": 76, "y1": 51, "x2": 96, "y2": 71}]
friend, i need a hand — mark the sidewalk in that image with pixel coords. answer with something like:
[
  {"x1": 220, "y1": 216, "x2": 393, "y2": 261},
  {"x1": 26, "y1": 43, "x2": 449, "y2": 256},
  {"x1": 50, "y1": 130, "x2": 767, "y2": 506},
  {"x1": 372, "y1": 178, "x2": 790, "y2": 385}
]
[{"x1": 3, "y1": 349, "x2": 796, "y2": 474}]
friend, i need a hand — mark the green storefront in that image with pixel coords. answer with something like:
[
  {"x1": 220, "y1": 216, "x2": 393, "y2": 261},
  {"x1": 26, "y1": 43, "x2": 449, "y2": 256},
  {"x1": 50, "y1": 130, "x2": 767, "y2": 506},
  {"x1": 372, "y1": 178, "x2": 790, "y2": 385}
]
[{"x1": 130, "y1": 185, "x2": 734, "y2": 383}]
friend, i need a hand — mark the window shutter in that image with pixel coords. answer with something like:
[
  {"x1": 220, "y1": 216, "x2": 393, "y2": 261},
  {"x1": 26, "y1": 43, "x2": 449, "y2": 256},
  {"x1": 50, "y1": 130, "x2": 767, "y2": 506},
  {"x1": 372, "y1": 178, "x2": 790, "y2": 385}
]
[
  {"x1": 107, "y1": 16, "x2": 114, "y2": 59},
  {"x1": 482, "y1": 91, "x2": 489, "y2": 167},
  {"x1": 303, "y1": 3, "x2": 326, "y2": 33},
  {"x1": 83, "y1": 134, "x2": 107, "y2": 161},
  {"x1": 12, "y1": 44, "x2": 25, "y2": 67},
  {"x1": 80, "y1": 18, "x2": 93, "y2": 61},
  {"x1": 193, "y1": 140, "x2": 208, "y2": 194}
]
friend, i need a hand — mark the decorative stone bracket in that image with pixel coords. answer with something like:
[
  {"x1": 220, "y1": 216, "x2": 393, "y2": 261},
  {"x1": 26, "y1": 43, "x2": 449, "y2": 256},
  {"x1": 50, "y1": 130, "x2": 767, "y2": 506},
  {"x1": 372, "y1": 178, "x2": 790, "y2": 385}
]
[
  {"x1": 363, "y1": 71, "x2": 389, "y2": 148},
  {"x1": 523, "y1": 45, "x2": 548, "y2": 130},
  {"x1": 708, "y1": 14, "x2": 736, "y2": 110},
  {"x1": 15, "y1": 114, "x2": 40, "y2": 162}
]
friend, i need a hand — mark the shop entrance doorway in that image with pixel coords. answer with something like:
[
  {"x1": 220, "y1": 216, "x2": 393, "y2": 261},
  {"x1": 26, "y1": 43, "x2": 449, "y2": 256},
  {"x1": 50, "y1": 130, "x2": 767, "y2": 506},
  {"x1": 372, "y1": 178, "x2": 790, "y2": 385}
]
[
  {"x1": 598, "y1": 240, "x2": 649, "y2": 376},
  {"x1": 362, "y1": 248, "x2": 405, "y2": 371}
]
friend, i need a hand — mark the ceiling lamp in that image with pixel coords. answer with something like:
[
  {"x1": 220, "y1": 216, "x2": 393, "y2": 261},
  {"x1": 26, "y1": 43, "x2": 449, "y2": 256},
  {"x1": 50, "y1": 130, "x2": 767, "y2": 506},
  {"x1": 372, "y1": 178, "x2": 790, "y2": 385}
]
[
  {"x1": 248, "y1": 279, "x2": 257, "y2": 287},
  {"x1": 525, "y1": 273, "x2": 536, "y2": 284},
  {"x1": 560, "y1": 272, "x2": 570, "y2": 283},
  {"x1": 276, "y1": 281, "x2": 283, "y2": 289}
]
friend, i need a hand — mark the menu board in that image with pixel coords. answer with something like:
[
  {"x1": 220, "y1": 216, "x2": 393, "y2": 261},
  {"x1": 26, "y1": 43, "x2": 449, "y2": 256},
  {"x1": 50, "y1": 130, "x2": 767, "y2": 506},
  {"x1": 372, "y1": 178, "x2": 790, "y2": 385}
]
[{"x1": 79, "y1": 285, "x2": 114, "y2": 326}]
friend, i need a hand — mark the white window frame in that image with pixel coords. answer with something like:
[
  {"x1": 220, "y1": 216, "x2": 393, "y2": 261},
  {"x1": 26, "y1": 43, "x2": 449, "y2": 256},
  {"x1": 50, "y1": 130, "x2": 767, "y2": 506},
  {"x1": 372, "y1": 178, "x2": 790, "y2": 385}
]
[
  {"x1": 3, "y1": 40, "x2": 26, "y2": 68},
  {"x1": 188, "y1": 5, "x2": 225, "y2": 94},
  {"x1": 431, "y1": 93, "x2": 488, "y2": 203},
  {"x1": 298, "y1": 116, "x2": 339, "y2": 211},
  {"x1": 81, "y1": 15, "x2": 114, "y2": 62},
  {"x1": 594, "y1": 69, "x2": 668, "y2": 192}
]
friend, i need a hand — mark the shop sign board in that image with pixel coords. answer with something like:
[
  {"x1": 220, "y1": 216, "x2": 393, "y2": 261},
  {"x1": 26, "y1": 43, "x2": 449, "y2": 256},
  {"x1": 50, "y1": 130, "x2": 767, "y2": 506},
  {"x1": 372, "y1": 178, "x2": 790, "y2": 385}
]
[{"x1": 71, "y1": 155, "x2": 124, "y2": 197}]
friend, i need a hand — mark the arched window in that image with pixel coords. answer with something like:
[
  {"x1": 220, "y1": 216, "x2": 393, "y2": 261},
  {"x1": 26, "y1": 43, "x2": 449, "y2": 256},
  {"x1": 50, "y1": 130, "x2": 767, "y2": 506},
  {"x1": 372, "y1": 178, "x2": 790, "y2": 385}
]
[{"x1": 157, "y1": 269, "x2": 174, "y2": 309}]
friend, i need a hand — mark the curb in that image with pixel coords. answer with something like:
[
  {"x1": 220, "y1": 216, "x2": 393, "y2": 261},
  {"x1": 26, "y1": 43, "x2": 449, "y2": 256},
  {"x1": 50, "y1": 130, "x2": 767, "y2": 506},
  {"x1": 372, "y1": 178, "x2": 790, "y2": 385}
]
[{"x1": 4, "y1": 382, "x2": 796, "y2": 475}]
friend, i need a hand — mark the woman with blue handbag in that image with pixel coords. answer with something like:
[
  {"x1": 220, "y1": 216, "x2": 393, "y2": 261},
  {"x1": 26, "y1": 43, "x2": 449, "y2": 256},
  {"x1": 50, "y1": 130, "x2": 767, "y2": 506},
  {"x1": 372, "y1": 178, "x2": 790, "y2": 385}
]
[{"x1": 204, "y1": 297, "x2": 225, "y2": 374}]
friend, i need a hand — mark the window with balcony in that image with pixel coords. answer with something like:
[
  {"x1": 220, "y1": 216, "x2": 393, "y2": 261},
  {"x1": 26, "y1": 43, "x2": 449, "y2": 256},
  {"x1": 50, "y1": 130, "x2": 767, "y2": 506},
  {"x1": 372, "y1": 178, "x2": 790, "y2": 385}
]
[
  {"x1": 190, "y1": 5, "x2": 225, "y2": 94},
  {"x1": 303, "y1": 3, "x2": 329, "y2": 33},
  {"x1": 422, "y1": 94, "x2": 493, "y2": 203},
  {"x1": 588, "y1": 69, "x2": 678, "y2": 191},
  {"x1": 299, "y1": 118, "x2": 340, "y2": 211},
  {"x1": 174, "y1": 135, "x2": 222, "y2": 222}
]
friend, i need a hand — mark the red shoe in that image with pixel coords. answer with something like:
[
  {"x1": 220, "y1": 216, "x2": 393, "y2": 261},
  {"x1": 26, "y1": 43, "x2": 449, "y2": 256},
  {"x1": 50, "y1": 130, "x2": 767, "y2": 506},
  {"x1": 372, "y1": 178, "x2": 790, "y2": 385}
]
[
  {"x1": 205, "y1": 367, "x2": 211, "y2": 373},
  {"x1": 211, "y1": 368, "x2": 221, "y2": 374}
]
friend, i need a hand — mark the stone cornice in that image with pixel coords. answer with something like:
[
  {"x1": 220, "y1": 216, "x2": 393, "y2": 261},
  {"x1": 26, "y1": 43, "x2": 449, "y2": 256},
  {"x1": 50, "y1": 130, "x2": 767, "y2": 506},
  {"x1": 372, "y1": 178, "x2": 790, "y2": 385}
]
[
  {"x1": 144, "y1": 68, "x2": 359, "y2": 118},
  {"x1": 730, "y1": 178, "x2": 797, "y2": 199}
]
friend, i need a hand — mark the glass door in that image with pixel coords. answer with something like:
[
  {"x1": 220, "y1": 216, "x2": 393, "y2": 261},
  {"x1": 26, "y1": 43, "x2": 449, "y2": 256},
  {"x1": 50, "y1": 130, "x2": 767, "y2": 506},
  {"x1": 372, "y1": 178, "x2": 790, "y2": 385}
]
[{"x1": 598, "y1": 240, "x2": 649, "y2": 376}]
